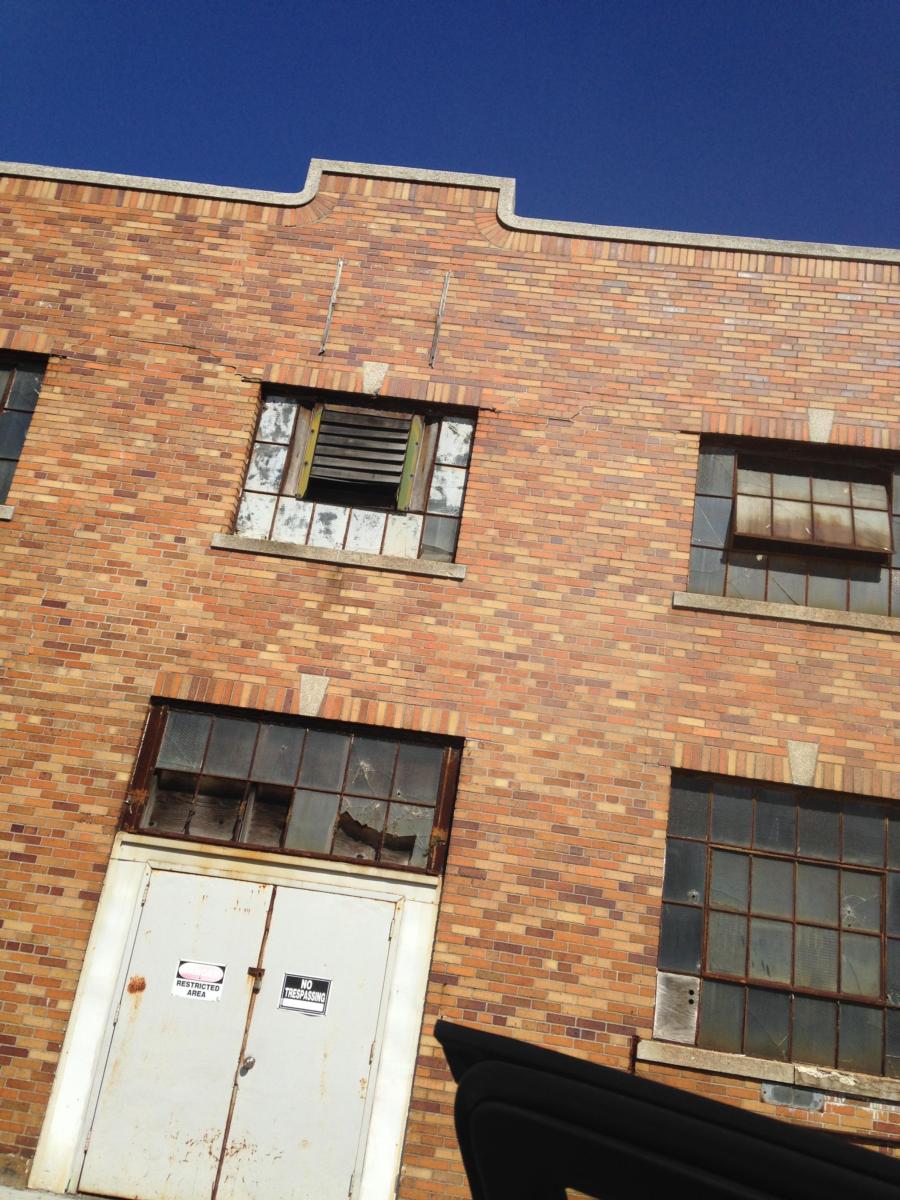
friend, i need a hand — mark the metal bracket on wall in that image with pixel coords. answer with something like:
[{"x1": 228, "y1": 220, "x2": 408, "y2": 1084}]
[
  {"x1": 318, "y1": 258, "x2": 344, "y2": 355},
  {"x1": 429, "y1": 271, "x2": 451, "y2": 367}
]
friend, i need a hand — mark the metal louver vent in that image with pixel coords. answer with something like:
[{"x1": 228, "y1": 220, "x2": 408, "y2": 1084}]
[{"x1": 310, "y1": 408, "x2": 411, "y2": 487}]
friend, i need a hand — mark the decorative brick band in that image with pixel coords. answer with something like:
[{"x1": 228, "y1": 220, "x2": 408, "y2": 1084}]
[
  {"x1": 248, "y1": 360, "x2": 484, "y2": 409},
  {"x1": 699, "y1": 410, "x2": 900, "y2": 450},
  {"x1": 152, "y1": 670, "x2": 464, "y2": 737}
]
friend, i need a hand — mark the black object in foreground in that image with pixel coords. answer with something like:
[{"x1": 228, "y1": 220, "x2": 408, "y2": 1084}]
[{"x1": 435, "y1": 1019, "x2": 900, "y2": 1200}]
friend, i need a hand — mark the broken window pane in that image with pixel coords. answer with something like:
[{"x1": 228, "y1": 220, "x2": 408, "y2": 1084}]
[
  {"x1": 725, "y1": 552, "x2": 766, "y2": 600},
  {"x1": 797, "y1": 794, "x2": 840, "y2": 860},
  {"x1": 333, "y1": 797, "x2": 387, "y2": 861},
  {"x1": 840, "y1": 871, "x2": 881, "y2": 931},
  {"x1": 754, "y1": 790, "x2": 796, "y2": 853},
  {"x1": 697, "y1": 980, "x2": 745, "y2": 1053},
  {"x1": 392, "y1": 743, "x2": 443, "y2": 804},
  {"x1": 796, "y1": 864, "x2": 838, "y2": 926},
  {"x1": 250, "y1": 724, "x2": 305, "y2": 786},
  {"x1": 662, "y1": 839, "x2": 707, "y2": 905},
  {"x1": 244, "y1": 785, "x2": 290, "y2": 846},
  {"x1": 690, "y1": 495, "x2": 732, "y2": 549},
  {"x1": 841, "y1": 933, "x2": 881, "y2": 998},
  {"x1": 257, "y1": 399, "x2": 297, "y2": 444},
  {"x1": 298, "y1": 731, "x2": 350, "y2": 792},
  {"x1": 772, "y1": 499, "x2": 812, "y2": 541},
  {"x1": 696, "y1": 448, "x2": 735, "y2": 497},
  {"x1": 190, "y1": 777, "x2": 244, "y2": 839},
  {"x1": 284, "y1": 790, "x2": 339, "y2": 853},
  {"x1": 427, "y1": 465, "x2": 466, "y2": 516},
  {"x1": 421, "y1": 515, "x2": 459, "y2": 562},
  {"x1": 793, "y1": 996, "x2": 836, "y2": 1068},
  {"x1": 345, "y1": 738, "x2": 396, "y2": 797},
  {"x1": 795, "y1": 926, "x2": 838, "y2": 991},
  {"x1": 668, "y1": 774, "x2": 709, "y2": 839},
  {"x1": 707, "y1": 912, "x2": 747, "y2": 977},
  {"x1": 711, "y1": 779, "x2": 753, "y2": 847},
  {"x1": 144, "y1": 771, "x2": 195, "y2": 833},
  {"x1": 382, "y1": 803, "x2": 432, "y2": 867},
  {"x1": 838, "y1": 1004, "x2": 882, "y2": 1074},
  {"x1": 751, "y1": 858, "x2": 793, "y2": 919},
  {"x1": 709, "y1": 850, "x2": 749, "y2": 911},
  {"x1": 687, "y1": 545, "x2": 727, "y2": 595},
  {"x1": 745, "y1": 987, "x2": 790, "y2": 1061},
  {"x1": 157, "y1": 710, "x2": 211, "y2": 772},
  {"x1": 844, "y1": 801, "x2": 885, "y2": 866},
  {"x1": 205, "y1": 718, "x2": 257, "y2": 778},
  {"x1": 271, "y1": 498, "x2": 313, "y2": 544},
  {"x1": 749, "y1": 919, "x2": 791, "y2": 984},
  {"x1": 436, "y1": 419, "x2": 474, "y2": 467},
  {"x1": 235, "y1": 491, "x2": 277, "y2": 538},
  {"x1": 245, "y1": 443, "x2": 288, "y2": 493},
  {"x1": 767, "y1": 556, "x2": 806, "y2": 605},
  {"x1": 658, "y1": 904, "x2": 703, "y2": 973}
]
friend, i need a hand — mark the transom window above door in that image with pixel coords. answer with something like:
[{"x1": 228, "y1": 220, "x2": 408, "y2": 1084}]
[{"x1": 125, "y1": 704, "x2": 462, "y2": 873}]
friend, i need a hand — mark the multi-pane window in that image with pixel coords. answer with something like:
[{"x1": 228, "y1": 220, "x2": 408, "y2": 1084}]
[
  {"x1": 688, "y1": 440, "x2": 900, "y2": 617},
  {"x1": 658, "y1": 773, "x2": 900, "y2": 1078},
  {"x1": 234, "y1": 389, "x2": 475, "y2": 563},
  {"x1": 125, "y1": 705, "x2": 461, "y2": 873},
  {"x1": 0, "y1": 356, "x2": 46, "y2": 503}
]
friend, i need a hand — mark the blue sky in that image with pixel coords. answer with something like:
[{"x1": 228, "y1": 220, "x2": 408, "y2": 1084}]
[{"x1": 1, "y1": 0, "x2": 897, "y2": 246}]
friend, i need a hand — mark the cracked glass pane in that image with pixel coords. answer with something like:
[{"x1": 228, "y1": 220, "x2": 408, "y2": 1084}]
[
  {"x1": 345, "y1": 738, "x2": 397, "y2": 797},
  {"x1": 421, "y1": 515, "x2": 459, "y2": 562},
  {"x1": 145, "y1": 771, "x2": 194, "y2": 834},
  {"x1": 840, "y1": 871, "x2": 881, "y2": 931},
  {"x1": 710, "y1": 850, "x2": 749, "y2": 911},
  {"x1": 725, "y1": 552, "x2": 766, "y2": 600},
  {"x1": 886, "y1": 1010, "x2": 900, "y2": 1078},
  {"x1": 745, "y1": 987, "x2": 790, "y2": 1061},
  {"x1": 284, "y1": 789, "x2": 339, "y2": 853},
  {"x1": 690, "y1": 495, "x2": 732, "y2": 549},
  {"x1": 767, "y1": 556, "x2": 806, "y2": 605},
  {"x1": 887, "y1": 941, "x2": 900, "y2": 1007},
  {"x1": 7, "y1": 367, "x2": 42, "y2": 411},
  {"x1": 662, "y1": 839, "x2": 707, "y2": 905},
  {"x1": 382, "y1": 803, "x2": 432, "y2": 867}
]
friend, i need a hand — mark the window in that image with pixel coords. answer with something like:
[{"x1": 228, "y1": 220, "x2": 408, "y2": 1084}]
[
  {"x1": 688, "y1": 440, "x2": 900, "y2": 617},
  {"x1": 125, "y1": 705, "x2": 461, "y2": 873},
  {"x1": 0, "y1": 356, "x2": 46, "y2": 504},
  {"x1": 234, "y1": 390, "x2": 475, "y2": 563},
  {"x1": 657, "y1": 773, "x2": 900, "y2": 1078}
]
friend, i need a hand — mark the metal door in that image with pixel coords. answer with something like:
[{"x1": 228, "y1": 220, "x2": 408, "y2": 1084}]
[
  {"x1": 80, "y1": 872, "x2": 272, "y2": 1200},
  {"x1": 215, "y1": 886, "x2": 396, "y2": 1200}
]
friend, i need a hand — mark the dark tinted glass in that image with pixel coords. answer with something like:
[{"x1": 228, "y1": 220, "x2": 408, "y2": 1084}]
[
  {"x1": 696, "y1": 448, "x2": 735, "y2": 497},
  {"x1": 767, "y1": 556, "x2": 806, "y2": 605},
  {"x1": 204, "y1": 718, "x2": 258, "y2": 778},
  {"x1": 795, "y1": 926, "x2": 838, "y2": 991},
  {"x1": 658, "y1": 904, "x2": 703, "y2": 973},
  {"x1": 0, "y1": 459, "x2": 16, "y2": 503},
  {"x1": 751, "y1": 858, "x2": 793, "y2": 918},
  {"x1": 754, "y1": 790, "x2": 796, "y2": 853},
  {"x1": 668, "y1": 774, "x2": 709, "y2": 838},
  {"x1": 7, "y1": 367, "x2": 42, "y2": 411},
  {"x1": 745, "y1": 988, "x2": 790, "y2": 1061},
  {"x1": 662, "y1": 839, "x2": 706, "y2": 904},
  {"x1": 707, "y1": 912, "x2": 747, "y2": 976},
  {"x1": 843, "y1": 801, "x2": 885, "y2": 866},
  {"x1": 710, "y1": 779, "x2": 753, "y2": 847},
  {"x1": 157, "y1": 711, "x2": 212, "y2": 772},
  {"x1": 797, "y1": 795, "x2": 840, "y2": 860},
  {"x1": 888, "y1": 874, "x2": 900, "y2": 937},
  {"x1": 793, "y1": 997, "x2": 836, "y2": 1068},
  {"x1": 709, "y1": 850, "x2": 749, "y2": 911},
  {"x1": 392, "y1": 743, "x2": 443, "y2": 804},
  {"x1": 887, "y1": 1010, "x2": 900, "y2": 1079},
  {"x1": 838, "y1": 1004, "x2": 882, "y2": 1074},
  {"x1": 697, "y1": 981, "x2": 744, "y2": 1053},
  {"x1": 725, "y1": 552, "x2": 766, "y2": 600},
  {"x1": 691, "y1": 495, "x2": 732, "y2": 549},
  {"x1": 0, "y1": 410, "x2": 32, "y2": 458},
  {"x1": 298, "y1": 731, "x2": 350, "y2": 791},
  {"x1": 250, "y1": 724, "x2": 305, "y2": 785},
  {"x1": 687, "y1": 546, "x2": 727, "y2": 596},
  {"x1": 841, "y1": 934, "x2": 881, "y2": 998},
  {"x1": 749, "y1": 919, "x2": 791, "y2": 984},
  {"x1": 285, "y1": 790, "x2": 339, "y2": 853},
  {"x1": 796, "y1": 864, "x2": 838, "y2": 926}
]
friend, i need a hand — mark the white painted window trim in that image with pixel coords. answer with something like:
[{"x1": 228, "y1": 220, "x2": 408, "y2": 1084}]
[
  {"x1": 636, "y1": 1038, "x2": 900, "y2": 1104},
  {"x1": 30, "y1": 833, "x2": 441, "y2": 1200}
]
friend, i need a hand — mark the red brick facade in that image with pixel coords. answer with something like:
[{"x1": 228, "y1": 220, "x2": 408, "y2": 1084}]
[{"x1": 0, "y1": 161, "x2": 898, "y2": 1192}]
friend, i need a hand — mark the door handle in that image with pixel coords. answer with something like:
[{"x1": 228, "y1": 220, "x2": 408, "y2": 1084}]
[{"x1": 240, "y1": 1055, "x2": 256, "y2": 1075}]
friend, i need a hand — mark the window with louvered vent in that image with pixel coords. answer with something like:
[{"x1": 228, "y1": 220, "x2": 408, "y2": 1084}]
[{"x1": 234, "y1": 390, "x2": 475, "y2": 563}]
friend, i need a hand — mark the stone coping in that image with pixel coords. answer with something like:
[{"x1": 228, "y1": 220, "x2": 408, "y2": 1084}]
[
  {"x1": 1, "y1": 157, "x2": 897, "y2": 263},
  {"x1": 211, "y1": 533, "x2": 466, "y2": 579},
  {"x1": 637, "y1": 1038, "x2": 900, "y2": 1104},
  {"x1": 0, "y1": 504, "x2": 13, "y2": 521},
  {"x1": 673, "y1": 591, "x2": 900, "y2": 635}
]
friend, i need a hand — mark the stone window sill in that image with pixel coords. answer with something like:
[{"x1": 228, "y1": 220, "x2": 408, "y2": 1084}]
[
  {"x1": 673, "y1": 591, "x2": 900, "y2": 635},
  {"x1": 211, "y1": 533, "x2": 466, "y2": 579},
  {"x1": 0, "y1": 504, "x2": 14, "y2": 521},
  {"x1": 636, "y1": 1038, "x2": 900, "y2": 1104}
]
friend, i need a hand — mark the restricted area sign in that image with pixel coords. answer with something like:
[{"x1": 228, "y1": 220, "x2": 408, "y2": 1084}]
[
  {"x1": 172, "y1": 960, "x2": 226, "y2": 1001},
  {"x1": 280, "y1": 973, "x2": 331, "y2": 1015}
]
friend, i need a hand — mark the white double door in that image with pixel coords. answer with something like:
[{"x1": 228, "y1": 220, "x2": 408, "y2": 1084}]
[{"x1": 79, "y1": 871, "x2": 396, "y2": 1200}]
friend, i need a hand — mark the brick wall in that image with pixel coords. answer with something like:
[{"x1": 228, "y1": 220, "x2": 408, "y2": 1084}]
[{"x1": 0, "y1": 165, "x2": 897, "y2": 1190}]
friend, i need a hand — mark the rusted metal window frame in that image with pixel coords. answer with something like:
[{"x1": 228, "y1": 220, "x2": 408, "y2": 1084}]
[
  {"x1": 660, "y1": 771, "x2": 900, "y2": 1077},
  {"x1": 688, "y1": 437, "x2": 900, "y2": 616},
  {"x1": 121, "y1": 702, "x2": 463, "y2": 877}
]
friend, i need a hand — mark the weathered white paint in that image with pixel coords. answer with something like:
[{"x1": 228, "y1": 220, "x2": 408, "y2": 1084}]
[{"x1": 30, "y1": 834, "x2": 440, "y2": 1200}]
